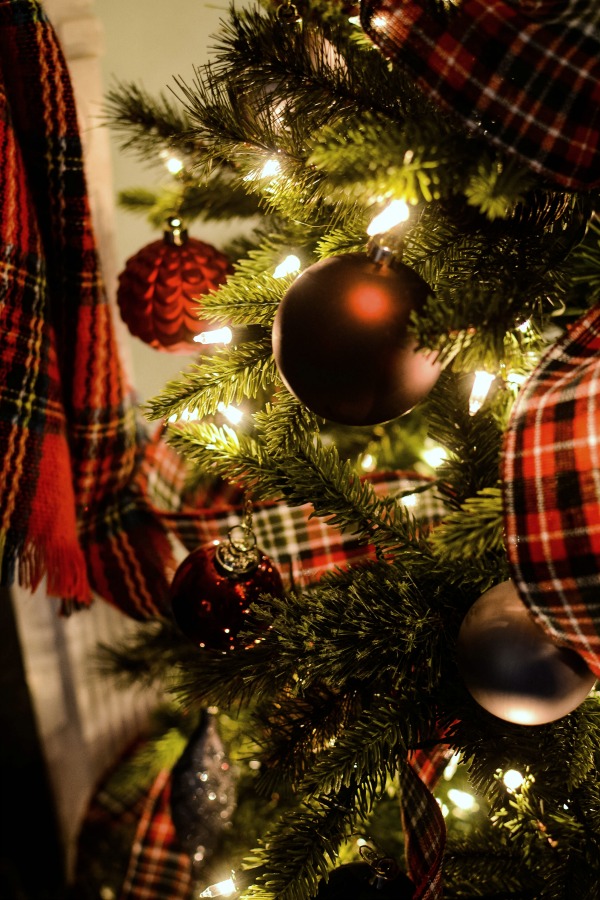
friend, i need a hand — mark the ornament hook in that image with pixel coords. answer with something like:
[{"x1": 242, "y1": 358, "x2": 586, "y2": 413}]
[{"x1": 215, "y1": 496, "x2": 260, "y2": 577}]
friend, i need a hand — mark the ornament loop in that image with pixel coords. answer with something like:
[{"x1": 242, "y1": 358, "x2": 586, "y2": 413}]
[
  {"x1": 277, "y1": 0, "x2": 301, "y2": 24},
  {"x1": 358, "y1": 844, "x2": 400, "y2": 882},
  {"x1": 215, "y1": 505, "x2": 260, "y2": 577},
  {"x1": 164, "y1": 215, "x2": 188, "y2": 246}
]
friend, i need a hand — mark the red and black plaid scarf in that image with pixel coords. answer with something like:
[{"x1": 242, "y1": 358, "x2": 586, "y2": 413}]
[{"x1": 0, "y1": 0, "x2": 175, "y2": 615}]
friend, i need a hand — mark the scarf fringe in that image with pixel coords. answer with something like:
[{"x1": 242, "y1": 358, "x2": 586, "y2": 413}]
[{"x1": 0, "y1": 528, "x2": 93, "y2": 609}]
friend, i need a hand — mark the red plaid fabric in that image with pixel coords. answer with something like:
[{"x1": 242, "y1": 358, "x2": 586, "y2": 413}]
[
  {"x1": 360, "y1": 0, "x2": 600, "y2": 190},
  {"x1": 503, "y1": 303, "x2": 600, "y2": 678},
  {"x1": 162, "y1": 469, "x2": 444, "y2": 589},
  {"x1": 119, "y1": 769, "x2": 192, "y2": 900},
  {"x1": 400, "y1": 758, "x2": 447, "y2": 900},
  {"x1": 0, "y1": 0, "x2": 175, "y2": 617}
]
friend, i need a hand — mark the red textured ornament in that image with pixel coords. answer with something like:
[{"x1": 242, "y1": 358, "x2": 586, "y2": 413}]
[
  {"x1": 457, "y1": 580, "x2": 596, "y2": 725},
  {"x1": 117, "y1": 219, "x2": 230, "y2": 353},
  {"x1": 169, "y1": 528, "x2": 284, "y2": 652},
  {"x1": 272, "y1": 252, "x2": 441, "y2": 425}
]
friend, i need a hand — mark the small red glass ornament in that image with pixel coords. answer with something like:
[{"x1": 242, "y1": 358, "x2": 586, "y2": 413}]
[
  {"x1": 457, "y1": 580, "x2": 596, "y2": 725},
  {"x1": 117, "y1": 217, "x2": 230, "y2": 353},
  {"x1": 272, "y1": 249, "x2": 441, "y2": 426},
  {"x1": 169, "y1": 524, "x2": 284, "y2": 652}
]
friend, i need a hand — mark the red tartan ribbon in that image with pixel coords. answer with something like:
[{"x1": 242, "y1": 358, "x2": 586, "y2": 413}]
[
  {"x1": 503, "y1": 304, "x2": 600, "y2": 678},
  {"x1": 119, "y1": 770, "x2": 193, "y2": 900},
  {"x1": 360, "y1": 0, "x2": 600, "y2": 190}
]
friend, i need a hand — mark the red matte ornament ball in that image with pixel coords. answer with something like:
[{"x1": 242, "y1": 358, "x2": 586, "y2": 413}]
[
  {"x1": 169, "y1": 541, "x2": 284, "y2": 652},
  {"x1": 457, "y1": 580, "x2": 596, "y2": 725},
  {"x1": 272, "y1": 253, "x2": 441, "y2": 426},
  {"x1": 117, "y1": 230, "x2": 230, "y2": 353}
]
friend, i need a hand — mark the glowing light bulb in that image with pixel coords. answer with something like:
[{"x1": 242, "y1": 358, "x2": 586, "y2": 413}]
[
  {"x1": 165, "y1": 156, "x2": 184, "y2": 174},
  {"x1": 469, "y1": 371, "x2": 495, "y2": 415},
  {"x1": 517, "y1": 319, "x2": 531, "y2": 333},
  {"x1": 194, "y1": 327, "x2": 233, "y2": 345},
  {"x1": 262, "y1": 158, "x2": 281, "y2": 178},
  {"x1": 218, "y1": 402, "x2": 243, "y2": 425},
  {"x1": 401, "y1": 493, "x2": 417, "y2": 508},
  {"x1": 274, "y1": 255, "x2": 301, "y2": 278},
  {"x1": 443, "y1": 751, "x2": 461, "y2": 781},
  {"x1": 503, "y1": 769, "x2": 525, "y2": 793},
  {"x1": 367, "y1": 199, "x2": 410, "y2": 236},
  {"x1": 198, "y1": 876, "x2": 237, "y2": 898},
  {"x1": 360, "y1": 452, "x2": 376, "y2": 472},
  {"x1": 448, "y1": 788, "x2": 476, "y2": 811},
  {"x1": 422, "y1": 445, "x2": 447, "y2": 469},
  {"x1": 506, "y1": 371, "x2": 527, "y2": 387},
  {"x1": 436, "y1": 798, "x2": 450, "y2": 818}
]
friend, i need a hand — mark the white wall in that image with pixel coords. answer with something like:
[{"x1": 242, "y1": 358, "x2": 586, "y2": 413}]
[{"x1": 96, "y1": 0, "x2": 242, "y2": 401}]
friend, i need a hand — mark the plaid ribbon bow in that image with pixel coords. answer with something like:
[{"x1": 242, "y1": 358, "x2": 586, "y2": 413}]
[
  {"x1": 503, "y1": 304, "x2": 600, "y2": 679},
  {"x1": 360, "y1": 0, "x2": 600, "y2": 190}
]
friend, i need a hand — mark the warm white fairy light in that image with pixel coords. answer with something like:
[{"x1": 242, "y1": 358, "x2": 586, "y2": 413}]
[
  {"x1": 517, "y1": 319, "x2": 531, "y2": 332},
  {"x1": 503, "y1": 769, "x2": 525, "y2": 793},
  {"x1": 367, "y1": 199, "x2": 410, "y2": 236},
  {"x1": 436, "y1": 798, "x2": 450, "y2": 818},
  {"x1": 194, "y1": 326, "x2": 233, "y2": 345},
  {"x1": 506, "y1": 371, "x2": 527, "y2": 388},
  {"x1": 448, "y1": 788, "x2": 477, "y2": 811},
  {"x1": 218, "y1": 402, "x2": 243, "y2": 425},
  {"x1": 168, "y1": 406, "x2": 200, "y2": 424},
  {"x1": 198, "y1": 876, "x2": 237, "y2": 898},
  {"x1": 274, "y1": 255, "x2": 301, "y2": 278},
  {"x1": 401, "y1": 493, "x2": 417, "y2": 508},
  {"x1": 165, "y1": 155, "x2": 184, "y2": 174},
  {"x1": 360, "y1": 452, "x2": 377, "y2": 472},
  {"x1": 443, "y1": 751, "x2": 462, "y2": 781},
  {"x1": 469, "y1": 370, "x2": 495, "y2": 416},
  {"x1": 262, "y1": 158, "x2": 281, "y2": 178},
  {"x1": 422, "y1": 445, "x2": 447, "y2": 469},
  {"x1": 243, "y1": 157, "x2": 282, "y2": 182}
]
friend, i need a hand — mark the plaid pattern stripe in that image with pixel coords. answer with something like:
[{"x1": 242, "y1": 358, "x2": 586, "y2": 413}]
[
  {"x1": 503, "y1": 304, "x2": 600, "y2": 678},
  {"x1": 400, "y1": 759, "x2": 446, "y2": 900},
  {"x1": 161, "y1": 471, "x2": 445, "y2": 588},
  {"x1": 0, "y1": 1, "x2": 175, "y2": 617},
  {"x1": 360, "y1": 0, "x2": 600, "y2": 190},
  {"x1": 119, "y1": 769, "x2": 192, "y2": 900}
]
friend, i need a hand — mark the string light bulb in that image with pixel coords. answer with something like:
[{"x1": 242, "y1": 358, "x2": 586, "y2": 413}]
[
  {"x1": 198, "y1": 876, "x2": 237, "y2": 898},
  {"x1": 194, "y1": 327, "x2": 233, "y2": 345},
  {"x1": 274, "y1": 255, "x2": 301, "y2": 278},
  {"x1": 367, "y1": 199, "x2": 410, "y2": 236},
  {"x1": 422, "y1": 444, "x2": 447, "y2": 469},
  {"x1": 165, "y1": 156, "x2": 184, "y2": 174},
  {"x1": 469, "y1": 371, "x2": 495, "y2": 415},
  {"x1": 503, "y1": 769, "x2": 525, "y2": 793},
  {"x1": 217, "y1": 402, "x2": 243, "y2": 425},
  {"x1": 448, "y1": 788, "x2": 477, "y2": 811}
]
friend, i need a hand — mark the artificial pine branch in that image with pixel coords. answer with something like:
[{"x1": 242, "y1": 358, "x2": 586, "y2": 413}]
[{"x1": 147, "y1": 337, "x2": 276, "y2": 421}]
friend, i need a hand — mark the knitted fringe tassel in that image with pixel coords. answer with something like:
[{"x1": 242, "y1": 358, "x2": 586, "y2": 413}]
[{"x1": 0, "y1": 529, "x2": 93, "y2": 611}]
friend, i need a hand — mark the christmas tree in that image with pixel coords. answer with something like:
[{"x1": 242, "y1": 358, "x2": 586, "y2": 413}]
[{"x1": 101, "y1": 1, "x2": 600, "y2": 898}]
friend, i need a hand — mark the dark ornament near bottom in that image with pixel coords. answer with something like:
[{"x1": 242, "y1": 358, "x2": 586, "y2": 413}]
[
  {"x1": 457, "y1": 579, "x2": 596, "y2": 725},
  {"x1": 316, "y1": 863, "x2": 414, "y2": 900},
  {"x1": 272, "y1": 252, "x2": 441, "y2": 426},
  {"x1": 169, "y1": 527, "x2": 284, "y2": 652},
  {"x1": 170, "y1": 710, "x2": 236, "y2": 869}
]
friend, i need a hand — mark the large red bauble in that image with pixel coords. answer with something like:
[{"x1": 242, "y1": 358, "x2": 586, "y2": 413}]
[
  {"x1": 457, "y1": 580, "x2": 596, "y2": 725},
  {"x1": 117, "y1": 233, "x2": 230, "y2": 353},
  {"x1": 272, "y1": 253, "x2": 441, "y2": 426},
  {"x1": 169, "y1": 541, "x2": 284, "y2": 652}
]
